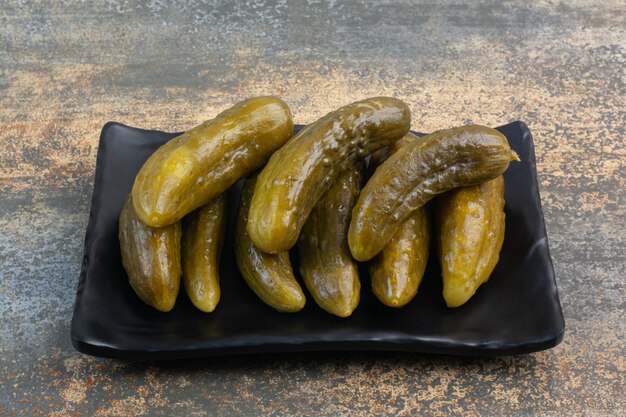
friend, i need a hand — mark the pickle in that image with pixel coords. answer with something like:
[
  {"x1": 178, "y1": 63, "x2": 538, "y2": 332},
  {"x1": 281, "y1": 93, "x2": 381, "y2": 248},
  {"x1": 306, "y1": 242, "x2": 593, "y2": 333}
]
[
  {"x1": 247, "y1": 97, "x2": 411, "y2": 254},
  {"x1": 181, "y1": 194, "x2": 227, "y2": 313},
  {"x1": 118, "y1": 195, "x2": 181, "y2": 312},
  {"x1": 368, "y1": 133, "x2": 431, "y2": 307},
  {"x1": 368, "y1": 131, "x2": 419, "y2": 171},
  {"x1": 132, "y1": 96, "x2": 293, "y2": 227},
  {"x1": 370, "y1": 206, "x2": 430, "y2": 307},
  {"x1": 235, "y1": 175, "x2": 306, "y2": 313},
  {"x1": 436, "y1": 176, "x2": 506, "y2": 307},
  {"x1": 297, "y1": 163, "x2": 363, "y2": 317},
  {"x1": 349, "y1": 125, "x2": 518, "y2": 261}
]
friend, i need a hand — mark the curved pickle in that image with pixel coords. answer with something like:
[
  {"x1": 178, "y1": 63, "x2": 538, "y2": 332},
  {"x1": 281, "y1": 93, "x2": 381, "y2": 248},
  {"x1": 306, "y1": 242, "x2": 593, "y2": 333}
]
[
  {"x1": 369, "y1": 133, "x2": 431, "y2": 307},
  {"x1": 133, "y1": 96, "x2": 293, "y2": 227},
  {"x1": 297, "y1": 163, "x2": 363, "y2": 317},
  {"x1": 350, "y1": 125, "x2": 518, "y2": 261},
  {"x1": 247, "y1": 97, "x2": 411, "y2": 254},
  {"x1": 181, "y1": 194, "x2": 228, "y2": 313},
  {"x1": 235, "y1": 175, "x2": 306, "y2": 313},
  {"x1": 437, "y1": 176, "x2": 506, "y2": 307},
  {"x1": 118, "y1": 195, "x2": 181, "y2": 312}
]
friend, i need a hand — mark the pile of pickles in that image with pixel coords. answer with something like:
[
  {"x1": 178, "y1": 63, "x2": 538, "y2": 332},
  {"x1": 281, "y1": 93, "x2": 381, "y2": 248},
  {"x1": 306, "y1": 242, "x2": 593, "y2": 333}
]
[{"x1": 119, "y1": 96, "x2": 519, "y2": 316}]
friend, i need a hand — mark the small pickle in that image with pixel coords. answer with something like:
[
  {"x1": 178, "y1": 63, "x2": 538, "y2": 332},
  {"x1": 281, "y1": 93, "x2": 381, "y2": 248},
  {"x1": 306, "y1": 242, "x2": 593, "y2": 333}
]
[
  {"x1": 369, "y1": 133, "x2": 431, "y2": 307},
  {"x1": 368, "y1": 131, "x2": 418, "y2": 172},
  {"x1": 297, "y1": 163, "x2": 363, "y2": 317},
  {"x1": 181, "y1": 194, "x2": 228, "y2": 313},
  {"x1": 350, "y1": 125, "x2": 518, "y2": 261},
  {"x1": 437, "y1": 176, "x2": 506, "y2": 307},
  {"x1": 370, "y1": 207, "x2": 430, "y2": 307},
  {"x1": 235, "y1": 175, "x2": 306, "y2": 313},
  {"x1": 132, "y1": 96, "x2": 293, "y2": 227},
  {"x1": 247, "y1": 97, "x2": 411, "y2": 254},
  {"x1": 119, "y1": 195, "x2": 181, "y2": 312}
]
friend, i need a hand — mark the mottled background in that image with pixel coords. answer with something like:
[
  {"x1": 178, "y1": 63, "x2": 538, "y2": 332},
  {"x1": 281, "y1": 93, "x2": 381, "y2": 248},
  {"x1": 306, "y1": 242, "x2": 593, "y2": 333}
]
[{"x1": 1, "y1": 1, "x2": 624, "y2": 416}]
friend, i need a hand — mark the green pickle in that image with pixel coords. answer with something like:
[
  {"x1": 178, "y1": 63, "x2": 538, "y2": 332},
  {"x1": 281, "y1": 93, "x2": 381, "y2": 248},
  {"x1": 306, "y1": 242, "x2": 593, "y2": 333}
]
[
  {"x1": 369, "y1": 133, "x2": 431, "y2": 307},
  {"x1": 350, "y1": 125, "x2": 519, "y2": 261},
  {"x1": 181, "y1": 194, "x2": 227, "y2": 313},
  {"x1": 437, "y1": 176, "x2": 506, "y2": 307},
  {"x1": 118, "y1": 195, "x2": 181, "y2": 312},
  {"x1": 132, "y1": 96, "x2": 293, "y2": 227},
  {"x1": 235, "y1": 175, "x2": 306, "y2": 313},
  {"x1": 247, "y1": 97, "x2": 411, "y2": 254},
  {"x1": 297, "y1": 163, "x2": 363, "y2": 317}
]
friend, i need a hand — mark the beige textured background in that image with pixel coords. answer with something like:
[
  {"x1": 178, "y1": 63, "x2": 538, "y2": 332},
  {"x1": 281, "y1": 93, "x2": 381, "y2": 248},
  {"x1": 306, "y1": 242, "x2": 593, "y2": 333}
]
[{"x1": 1, "y1": 1, "x2": 624, "y2": 415}]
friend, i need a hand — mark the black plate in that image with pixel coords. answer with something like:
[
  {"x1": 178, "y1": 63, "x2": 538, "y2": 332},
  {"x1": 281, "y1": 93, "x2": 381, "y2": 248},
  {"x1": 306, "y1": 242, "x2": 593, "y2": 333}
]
[{"x1": 71, "y1": 121, "x2": 564, "y2": 360}]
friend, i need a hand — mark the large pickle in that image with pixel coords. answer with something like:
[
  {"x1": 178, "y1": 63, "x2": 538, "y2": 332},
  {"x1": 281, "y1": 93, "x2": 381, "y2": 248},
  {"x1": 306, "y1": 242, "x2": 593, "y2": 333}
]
[
  {"x1": 235, "y1": 175, "x2": 306, "y2": 313},
  {"x1": 119, "y1": 195, "x2": 181, "y2": 312},
  {"x1": 133, "y1": 96, "x2": 293, "y2": 227},
  {"x1": 181, "y1": 194, "x2": 227, "y2": 313},
  {"x1": 247, "y1": 97, "x2": 411, "y2": 254},
  {"x1": 349, "y1": 125, "x2": 518, "y2": 261},
  {"x1": 297, "y1": 163, "x2": 363, "y2": 317},
  {"x1": 369, "y1": 133, "x2": 431, "y2": 307},
  {"x1": 437, "y1": 176, "x2": 506, "y2": 307}
]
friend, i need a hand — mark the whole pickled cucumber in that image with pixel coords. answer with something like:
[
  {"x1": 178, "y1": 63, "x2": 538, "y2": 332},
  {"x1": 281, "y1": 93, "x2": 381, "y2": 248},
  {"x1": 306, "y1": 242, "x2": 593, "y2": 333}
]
[
  {"x1": 235, "y1": 175, "x2": 306, "y2": 313},
  {"x1": 119, "y1": 195, "x2": 181, "y2": 312},
  {"x1": 369, "y1": 133, "x2": 431, "y2": 307},
  {"x1": 350, "y1": 125, "x2": 518, "y2": 261},
  {"x1": 437, "y1": 176, "x2": 506, "y2": 307},
  {"x1": 133, "y1": 96, "x2": 293, "y2": 227},
  {"x1": 370, "y1": 206, "x2": 430, "y2": 307},
  {"x1": 247, "y1": 97, "x2": 411, "y2": 254},
  {"x1": 181, "y1": 194, "x2": 227, "y2": 313},
  {"x1": 297, "y1": 163, "x2": 363, "y2": 317}
]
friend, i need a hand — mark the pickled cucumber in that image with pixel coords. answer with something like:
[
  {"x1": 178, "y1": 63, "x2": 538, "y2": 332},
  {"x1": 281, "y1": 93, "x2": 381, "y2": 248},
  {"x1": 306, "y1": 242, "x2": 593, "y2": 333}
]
[
  {"x1": 118, "y1": 195, "x2": 181, "y2": 312},
  {"x1": 235, "y1": 175, "x2": 306, "y2": 313},
  {"x1": 181, "y1": 194, "x2": 227, "y2": 313},
  {"x1": 133, "y1": 96, "x2": 293, "y2": 227},
  {"x1": 350, "y1": 125, "x2": 518, "y2": 261},
  {"x1": 437, "y1": 176, "x2": 506, "y2": 307},
  {"x1": 297, "y1": 163, "x2": 363, "y2": 317},
  {"x1": 247, "y1": 97, "x2": 411, "y2": 254}
]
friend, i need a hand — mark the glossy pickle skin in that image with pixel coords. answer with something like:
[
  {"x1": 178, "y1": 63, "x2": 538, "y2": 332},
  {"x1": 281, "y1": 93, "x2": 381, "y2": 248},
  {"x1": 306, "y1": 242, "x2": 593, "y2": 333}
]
[
  {"x1": 132, "y1": 96, "x2": 293, "y2": 228},
  {"x1": 235, "y1": 176, "x2": 306, "y2": 313},
  {"x1": 181, "y1": 194, "x2": 228, "y2": 313},
  {"x1": 349, "y1": 125, "x2": 518, "y2": 262},
  {"x1": 437, "y1": 176, "x2": 506, "y2": 308},
  {"x1": 297, "y1": 163, "x2": 363, "y2": 317},
  {"x1": 370, "y1": 207, "x2": 430, "y2": 307},
  {"x1": 119, "y1": 195, "x2": 182, "y2": 312},
  {"x1": 368, "y1": 131, "x2": 419, "y2": 171},
  {"x1": 247, "y1": 97, "x2": 411, "y2": 254},
  {"x1": 368, "y1": 133, "x2": 431, "y2": 307}
]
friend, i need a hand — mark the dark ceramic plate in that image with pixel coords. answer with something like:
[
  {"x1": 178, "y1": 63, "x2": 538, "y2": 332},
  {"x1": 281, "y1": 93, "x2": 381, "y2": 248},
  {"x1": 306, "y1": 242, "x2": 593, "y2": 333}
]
[{"x1": 71, "y1": 121, "x2": 564, "y2": 360}]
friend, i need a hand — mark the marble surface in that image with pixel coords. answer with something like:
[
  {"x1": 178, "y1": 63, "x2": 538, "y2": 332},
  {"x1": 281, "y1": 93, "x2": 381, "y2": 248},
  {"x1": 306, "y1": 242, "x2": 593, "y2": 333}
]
[{"x1": 1, "y1": 1, "x2": 624, "y2": 415}]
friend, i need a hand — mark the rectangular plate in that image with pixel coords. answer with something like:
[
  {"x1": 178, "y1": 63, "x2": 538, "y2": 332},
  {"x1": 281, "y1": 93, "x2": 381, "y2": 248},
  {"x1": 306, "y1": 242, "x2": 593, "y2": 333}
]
[{"x1": 71, "y1": 121, "x2": 564, "y2": 360}]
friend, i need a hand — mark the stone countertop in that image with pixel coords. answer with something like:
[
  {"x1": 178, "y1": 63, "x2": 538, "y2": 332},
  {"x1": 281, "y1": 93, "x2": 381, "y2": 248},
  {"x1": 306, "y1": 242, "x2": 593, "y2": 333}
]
[{"x1": 1, "y1": 1, "x2": 624, "y2": 416}]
